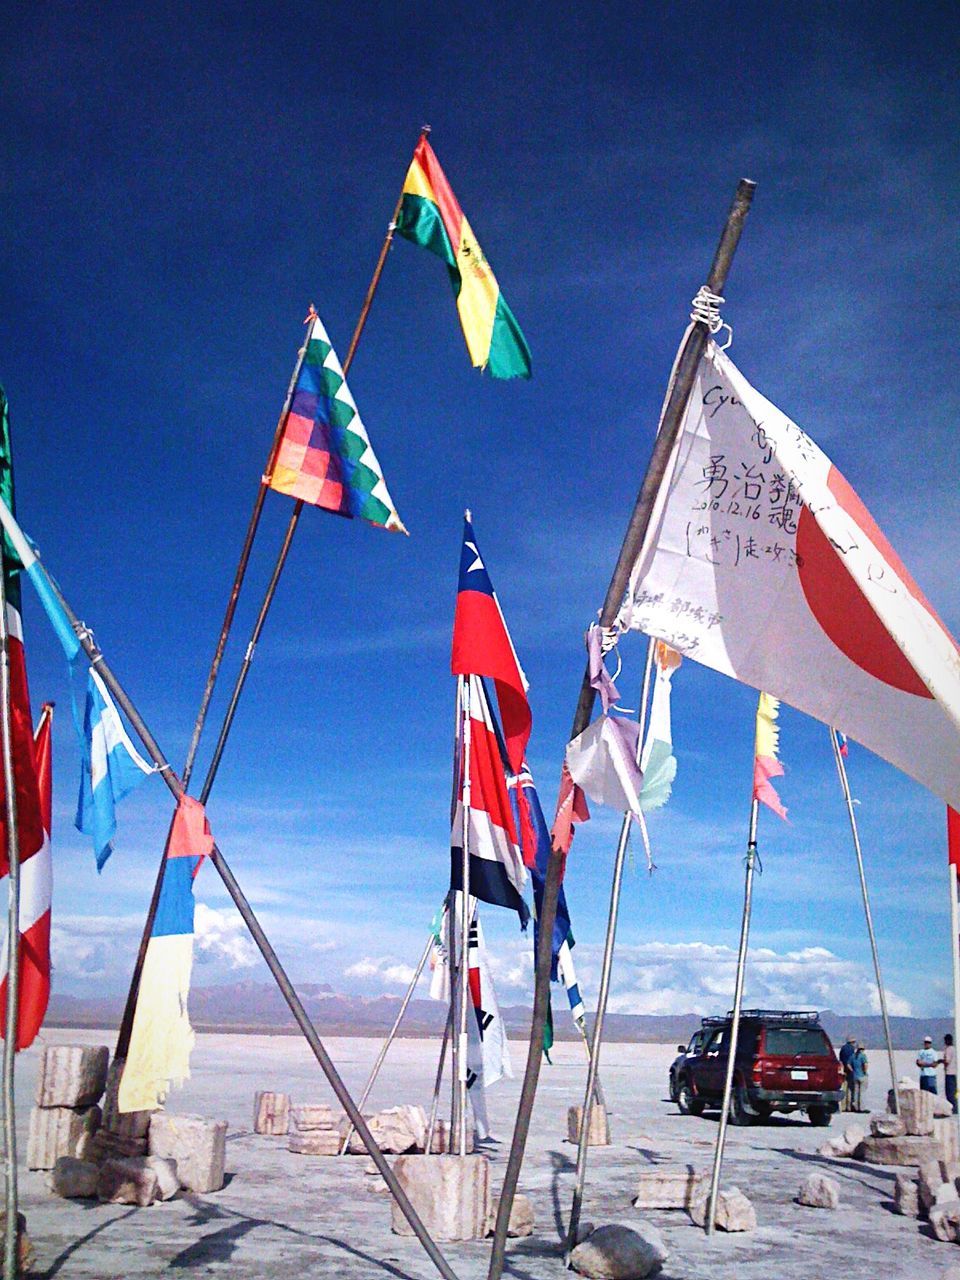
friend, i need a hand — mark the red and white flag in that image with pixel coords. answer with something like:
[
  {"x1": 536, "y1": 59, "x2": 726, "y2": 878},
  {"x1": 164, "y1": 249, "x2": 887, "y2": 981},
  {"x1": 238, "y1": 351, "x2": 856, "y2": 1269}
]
[{"x1": 617, "y1": 339, "x2": 960, "y2": 808}]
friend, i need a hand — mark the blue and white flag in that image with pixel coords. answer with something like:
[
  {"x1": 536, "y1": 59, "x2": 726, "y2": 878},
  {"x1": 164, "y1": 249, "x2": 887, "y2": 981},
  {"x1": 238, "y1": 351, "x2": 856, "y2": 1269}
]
[{"x1": 76, "y1": 669, "x2": 153, "y2": 870}]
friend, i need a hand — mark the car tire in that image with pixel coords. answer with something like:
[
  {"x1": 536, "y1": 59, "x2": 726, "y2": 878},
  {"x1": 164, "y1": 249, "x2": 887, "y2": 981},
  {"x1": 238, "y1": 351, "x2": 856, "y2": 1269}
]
[
  {"x1": 807, "y1": 1105, "x2": 832, "y2": 1127},
  {"x1": 729, "y1": 1086, "x2": 754, "y2": 1127},
  {"x1": 752, "y1": 1102, "x2": 773, "y2": 1124},
  {"x1": 668, "y1": 1072, "x2": 679, "y2": 1104},
  {"x1": 677, "y1": 1081, "x2": 704, "y2": 1116}
]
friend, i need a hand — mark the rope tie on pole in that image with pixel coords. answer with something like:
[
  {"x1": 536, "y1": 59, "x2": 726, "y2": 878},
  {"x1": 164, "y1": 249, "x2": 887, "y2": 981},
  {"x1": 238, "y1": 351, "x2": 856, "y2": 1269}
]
[
  {"x1": 690, "y1": 285, "x2": 733, "y2": 350},
  {"x1": 745, "y1": 842, "x2": 762, "y2": 875}
]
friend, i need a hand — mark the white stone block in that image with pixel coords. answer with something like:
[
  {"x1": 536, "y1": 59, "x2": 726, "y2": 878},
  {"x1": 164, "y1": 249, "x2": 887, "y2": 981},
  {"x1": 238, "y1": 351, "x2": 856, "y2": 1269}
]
[
  {"x1": 148, "y1": 1113, "x2": 226, "y2": 1194},
  {"x1": 27, "y1": 1105, "x2": 101, "y2": 1170},
  {"x1": 486, "y1": 1192, "x2": 535, "y2": 1237},
  {"x1": 391, "y1": 1154, "x2": 490, "y2": 1241},
  {"x1": 633, "y1": 1168, "x2": 703, "y2": 1210},
  {"x1": 893, "y1": 1172, "x2": 919, "y2": 1217},
  {"x1": 567, "y1": 1103, "x2": 611, "y2": 1147},
  {"x1": 796, "y1": 1172, "x2": 840, "y2": 1209},
  {"x1": 47, "y1": 1157, "x2": 99, "y2": 1199},
  {"x1": 935, "y1": 1116, "x2": 960, "y2": 1165},
  {"x1": 35, "y1": 1045, "x2": 109, "y2": 1109},
  {"x1": 254, "y1": 1091, "x2": 290, "y2": 1135},
  {"x1": 97, "y1": 1157, "x2": 160, "y2": 1207},
  {"x1": 102, "y1": 1059, "x2": 152, "y2": 1140},
  {"x1": 288, "y1": 1129, "x2": 341, "y2": 1156}
]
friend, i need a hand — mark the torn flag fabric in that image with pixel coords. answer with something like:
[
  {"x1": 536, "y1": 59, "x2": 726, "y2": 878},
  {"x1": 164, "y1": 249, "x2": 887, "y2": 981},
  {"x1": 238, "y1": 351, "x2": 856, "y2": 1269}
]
[
  {"x1": 267, "y1": 310, "x2": 406, "y2": 532},
  {"x1": 753, "y1": 692, "x2": 787, "y2": 821},
  {"x1": 565, "y1": 714, "x2": 644, "y2": 818},
  {"x1": 396, "y1": 134, "x2": 531, "y2": 379},
  {"x1": 638, "y1": 642, "x2": 680, "y2": 813},
  {"x1": 616, "y1": 338, "x2": 960, "y2": 810},
  {"x1": 118, "y1": 795, "x2": 210, "y2": 1113}
]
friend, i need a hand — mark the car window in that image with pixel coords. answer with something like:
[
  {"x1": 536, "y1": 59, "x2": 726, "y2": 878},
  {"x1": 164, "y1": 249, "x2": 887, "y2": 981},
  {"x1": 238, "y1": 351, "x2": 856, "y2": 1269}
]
[
  {"x1": 704, "y1": 1029, "x2": 725, "y2": 1053},
  {"x1": 763, "y1": 1027, "x2": 831, "y2": 1056},
  {"x1": 689, "y1": 1031, "x2": 706, "y2": 1053}
]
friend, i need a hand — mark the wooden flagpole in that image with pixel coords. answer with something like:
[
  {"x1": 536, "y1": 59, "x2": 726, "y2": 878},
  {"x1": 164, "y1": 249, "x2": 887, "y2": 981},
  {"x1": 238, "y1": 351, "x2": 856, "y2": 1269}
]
[
  {"x1": 705, "y1": 803, "x2": 759, "y2": 1236},
  {"x1": 487, "y1": 177, "x2": 756, "y2": 1280},
  {"x1": 829, "y1": 728, "x2": 899, "y2": 1113},
  {"x1": 116, "y1": 133, "x2": 427, "y2": 1056},
  {"x1": 338, "y1": 930, "x2": 434, "y2": 1155},
  {"x1": 0, "y1": 566, "x2": 21, "y2": 1280},
  {"x1": 564, "y1": 638, "x2": 655, "y2": 1257},
  {"x1": 34, "y1": 567, "x2": 459, "y2": 1280}
]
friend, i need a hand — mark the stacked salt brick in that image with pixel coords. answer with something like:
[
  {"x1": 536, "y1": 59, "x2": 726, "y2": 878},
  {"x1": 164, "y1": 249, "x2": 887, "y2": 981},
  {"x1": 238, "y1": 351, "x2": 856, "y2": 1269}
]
[
  {"x1": 288, "y1": 1104, "x2": 341, "y2": 1156},
  {"x1": 28, "y1": 1045, "x2": 108, "y2": 1170}
]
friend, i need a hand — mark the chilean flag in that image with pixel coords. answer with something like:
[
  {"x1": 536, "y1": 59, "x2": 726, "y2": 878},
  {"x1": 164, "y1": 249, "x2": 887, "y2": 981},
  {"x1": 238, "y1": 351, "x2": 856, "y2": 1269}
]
[{"x1": 452, "y1": 513, "x2": 531, "y2": 777}]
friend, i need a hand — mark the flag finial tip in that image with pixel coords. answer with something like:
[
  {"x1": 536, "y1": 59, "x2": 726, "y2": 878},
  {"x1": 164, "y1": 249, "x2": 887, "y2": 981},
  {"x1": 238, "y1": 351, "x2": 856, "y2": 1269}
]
[
  {"x1": 421, "y1": 123, "x2": 432, "y2": 135},
  {"x1": 464, "y1": 507, "x2": 472, "y2": 522}
]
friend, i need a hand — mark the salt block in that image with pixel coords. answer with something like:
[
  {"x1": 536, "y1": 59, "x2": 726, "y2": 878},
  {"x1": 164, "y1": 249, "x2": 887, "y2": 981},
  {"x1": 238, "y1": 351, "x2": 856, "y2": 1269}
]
[
  {"x1": 919, "y1": 1159, "x2": 949, "y2": 1215},
  {"x1": 145, "y1": 1156, "x2": 180, "y2": 1201},
  {"x1": 48, "y1": 1157, "x2": 99, "y2": 1199},
  {"x1": 569, "y1": 1222, "x2": 667, "y2": 1279},
  {"x1": 289, "y1": 1103, "x2": 335, "y2": 1133},
  {"x1": 870, "y1": 1115, "x2": 905, "y2": 1138},
  {"x1": 27, "y1": 1105, "x2": 101, "y2": 1170},
  {"x1": 391, "y1": 1154, "x2": 490, "y2": 1241},
  {"x1": 893, "y1": 1172, "x2": 919, "y2": 1217},
  {"x1": 149, "y1": 1113, "x2": 227, "y2": 1194},
  {"x1": 689, "y1": 1186, "x2": 756, "y2": 1232},
  {"x1": 97, "y1": 1157, "x2": 160, "y2": 1207},
  {"x1": 288, "y1": 1129, "x2": 341, "y2": 1156},
  {"x1": 486, "y1": 1192, "x2": 535, "y2": 1238},
  {"x1": 930, "y1": 1198, "x2": 960, "y2": 1243},
  {"x1": 567, "y1": 1103, "x2": 611, "y2": 1147},
  {"x1": 35, "y1": 1045, "x2": 109, "y2": 1109},
  {"x1": 933, "y1": 1093, "x2": 955, "y2": 1117},
  {"x1": 855, "y1": 1133, "x2": 941, "y2": 1166},
  {"x1": 340, "y1": 1105, "x2": 436, "y2": 1154},
  {"x1": 101, "y1": 1059, "x2": 152, "y2": 1140},
  {"x1": 935, "y1": 1116, "x2": 960, "y2": 1165},
  {"x1": 254, "y1": 1091, "x2": 290, "y2": 1136},
  {"x1": 895, "y1": 1087, "x2": 934, "y2": 1136},
  {"x1": 796, "y1": 1172, "x2": 840, "y2": 1209},
  {"x1": 89, "y1": 1129, "x2": 148, "y2": 1163},
  {"x1": 633, "y1": 1168, "x2": 703, "y2": 1210}
]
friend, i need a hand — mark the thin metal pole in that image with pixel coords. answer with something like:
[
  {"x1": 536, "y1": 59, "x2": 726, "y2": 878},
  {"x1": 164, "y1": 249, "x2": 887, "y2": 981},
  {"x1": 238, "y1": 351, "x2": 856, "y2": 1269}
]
[
  {"x1": 426, "y1": 1004, "x2": 454, "y2": 1155},
  {"x1": 949, "y1": 862, "x2": 960, "y2": 1145},
  {"x1": 180, "y1": 316, "x2": 316, "y2": 790},
  {"x1": 116, "y1": 165, "x2": 417, "y2": 1055},
  {"x1": 706, "y1": 801, "x2": 759, "y2": 1237},
  {"x1": 339, "y1": 932, "x2": 433, "y2": 1155},
  {"x1": 574, "y1": 1017, "x2": 606, "y2": 1110},
  {"x1": 564, "y1": 638, "x2": 655, "y2": 1257},
  {"x1": 0, "y1": 567, "x2": 21, "y2": 1280},
  {"x1": 25, "y1": 560, "x2": 458, "y2": 1280},
  {"x1": 458, "y1": 676, "x2": 473, "y2": 1158},
  {"x1": 829, "y1": 728, "x2": 898, "y2": 1114},
  {"x1": 487, "y1": 177, "x2": 756, "y2": 1280}
]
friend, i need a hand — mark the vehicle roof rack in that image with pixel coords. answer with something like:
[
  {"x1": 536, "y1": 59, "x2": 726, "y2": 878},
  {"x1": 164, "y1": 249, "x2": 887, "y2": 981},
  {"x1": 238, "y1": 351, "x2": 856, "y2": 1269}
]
[{"x1": 699, "y1": 1009, "x2": 821, "y2": 1027}]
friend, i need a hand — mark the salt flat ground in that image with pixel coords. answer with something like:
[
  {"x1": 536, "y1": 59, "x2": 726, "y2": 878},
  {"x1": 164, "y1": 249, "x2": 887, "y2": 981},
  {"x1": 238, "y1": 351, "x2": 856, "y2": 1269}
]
[{"x1": 12, "y1": 1030, "x2": 945, "y2": 1279}]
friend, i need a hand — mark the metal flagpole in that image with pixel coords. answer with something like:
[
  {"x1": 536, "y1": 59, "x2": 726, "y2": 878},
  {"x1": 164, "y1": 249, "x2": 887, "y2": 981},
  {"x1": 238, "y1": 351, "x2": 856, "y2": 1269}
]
[
  {"x1": 564, "y1": 638, "x2": 656, "y2": 1257},
  {"x1": 339, "y1": 931, "x2": 433, "y2": 1155},
  {"x1": 426, "y1": 1004, "x2": 454, "y2": 1156},
  {"x1": 705, "y1": 801, "x2": 759, "y2": 1237},
  {"x1": 0, "y1": 565, "x2": 21, "y2": 1280},
  {"x1": 115, "y1": 135, "x2": 426, "y2": 1056},
  {"x1": 25, "y1": 561, "x2": 459, "y2": 1280},
  {"x1": 458, "y1": 674, "x2": 474, "y2": 1158},
  {"x1": 487, "y1": 176, "x2": 756, "y2": 1280},
  {"x1": 949, "y1": 861, "x2": 960, "y2": 1146},
  {"x1": 574, "y1": 1018, "x2": 606, "y2": 1111},
  {"x1": 829, "y1": 728, "x2": 899, "y2": 1114}
]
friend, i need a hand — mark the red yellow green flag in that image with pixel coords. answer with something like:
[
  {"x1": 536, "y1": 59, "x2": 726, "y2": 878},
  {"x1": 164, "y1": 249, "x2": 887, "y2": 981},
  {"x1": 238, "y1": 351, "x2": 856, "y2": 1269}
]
[{"x1": 396, "y1": 135, "x2": 531, "y2": 380}]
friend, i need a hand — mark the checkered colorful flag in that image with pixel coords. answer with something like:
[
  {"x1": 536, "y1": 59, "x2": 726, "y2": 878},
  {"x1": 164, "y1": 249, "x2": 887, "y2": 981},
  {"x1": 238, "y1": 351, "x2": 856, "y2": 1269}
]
[{"x1": 267, "y1": 309, "x2": 406, "y2": 533}]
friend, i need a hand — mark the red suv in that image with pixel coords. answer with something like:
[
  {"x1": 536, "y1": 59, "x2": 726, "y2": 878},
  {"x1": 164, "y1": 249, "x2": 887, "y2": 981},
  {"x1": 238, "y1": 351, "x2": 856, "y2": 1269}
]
[{"x1": 673, "y1": 1009, "x2": 844, "y2": 1126}]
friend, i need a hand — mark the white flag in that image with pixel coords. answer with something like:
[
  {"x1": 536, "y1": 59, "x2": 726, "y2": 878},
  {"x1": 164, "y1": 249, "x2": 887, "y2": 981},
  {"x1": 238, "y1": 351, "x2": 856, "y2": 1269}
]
[{"x1": 618, "y1": 339, "x2": 960, "y2": 808}]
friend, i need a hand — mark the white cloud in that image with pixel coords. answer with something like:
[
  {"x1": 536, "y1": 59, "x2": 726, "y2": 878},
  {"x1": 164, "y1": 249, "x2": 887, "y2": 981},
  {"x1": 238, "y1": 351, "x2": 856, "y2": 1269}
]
[
  {"x1": 344, "y1": 956, "x2": 418, "y2": 987},
  {"x1": 194, "y1": 903, "x2": 258, "y2": 970}
]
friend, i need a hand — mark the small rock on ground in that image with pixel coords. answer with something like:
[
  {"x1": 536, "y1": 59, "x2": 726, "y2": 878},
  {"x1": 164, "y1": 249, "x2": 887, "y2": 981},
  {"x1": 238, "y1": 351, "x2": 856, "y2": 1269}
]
[
  {"x1": 569, "y1": 1222, "x2": 667, "y2": 1279},
  {"x1": 796, "y1": 1172, "x2": 840, "y2": 1209},
  {"x1": 689, "y1": 1186, "x2": 756, "y2": 1232}
]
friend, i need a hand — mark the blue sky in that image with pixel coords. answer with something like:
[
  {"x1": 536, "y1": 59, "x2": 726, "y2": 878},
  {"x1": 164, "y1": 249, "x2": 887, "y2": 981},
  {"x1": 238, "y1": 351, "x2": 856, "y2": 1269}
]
[{"x1": 2, "y1": 2, "x2": 957, "y2": 1018}]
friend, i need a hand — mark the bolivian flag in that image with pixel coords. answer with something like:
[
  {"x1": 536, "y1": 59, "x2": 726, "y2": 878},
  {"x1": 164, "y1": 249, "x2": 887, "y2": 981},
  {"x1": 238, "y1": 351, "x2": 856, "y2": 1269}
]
[{"x1": 396, "y1": 135, "x2": 531, "y2": 379}]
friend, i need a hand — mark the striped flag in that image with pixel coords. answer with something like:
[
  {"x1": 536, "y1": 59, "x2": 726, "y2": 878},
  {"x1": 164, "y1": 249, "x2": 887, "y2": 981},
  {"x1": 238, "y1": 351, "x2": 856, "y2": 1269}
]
[
  {"x1": 465, "y1": 913, "x2": 511, "y2": 1140},
  {"x1": 451, "y1": 674, "x2": 528, "y2": 927},
  {"x1": 0, "y1": 704, "x2": 53, "y2": 1049},
  {"x1": 754, "y1": 692, "x2": 787, "y2": 820},
  {"x1": 76, "y1": 668, "x2": 153, "y2": 870},
  {"x1": 267, "y1": 309, "x2": 406, "y2": 532},
  {"x1": 396, "y1": 134, "x2": 531, "y2": 379},
  {"x1": 118, "y1": 794, "x2": 212, "y2": 1113}
]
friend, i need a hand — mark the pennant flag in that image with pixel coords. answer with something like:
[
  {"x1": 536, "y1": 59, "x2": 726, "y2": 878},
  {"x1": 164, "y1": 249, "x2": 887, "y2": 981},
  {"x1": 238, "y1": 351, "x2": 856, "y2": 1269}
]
[
  {"x1": 118, "y1": 795, "x2": 210, "y2": 1113},
  {"x1": 565, "y1": 715, "x2": 644, "y2": 817},
  {"x1": 753, "y1": 692, "x2": 787, "y2": 820},
  {"x1": 396, "y1": 134, "x2": 531, "y2": 380},
  {"x1": 0, "y1": 497, "x2": 80, "y2": 665},
  {"x1": 638, "y1": 643, "x2": 680, "y2": 812},
  {"x1": 949, "y1": 806, "x2": 960, "y2": 871},
  {"x1": 76, "y1": 668, "x2": 153, "y2": 870},
  {"x1": 267, "y1": 310, "x2": 406, "y2": 532},
  {"x1": 551, "y1": 762, "x2": 590, "y2": 856},
  {"x1": 616, "y1": 337, "x2": 960, "y2": 809},
  {"x1": 451, "y1": 675, "x2": 529, "y2": 927},
  {"x1": 428, "y1": 903, "x2": 451, "y2": 1003},
  {"x1": 465, "y1": 913, "x2": 512, "y2": 1140},
  {"x1": 0, "y1": 390, "x2": 45, "y2": 877},
  {"x1": 835, "y1": 729, "x2": 849, "y2": 758},
  {"x1": 452, "y1": 513, "x2": 531, "y2": 777},
  {"x1": 0, "y1": 704, "x2": 53, "y2": 1050}
]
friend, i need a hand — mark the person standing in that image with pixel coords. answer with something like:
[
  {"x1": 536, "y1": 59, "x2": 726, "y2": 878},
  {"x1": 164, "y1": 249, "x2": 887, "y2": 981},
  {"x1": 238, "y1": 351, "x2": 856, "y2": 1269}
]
[
  {"x1": 917, "y1": 1035, "x2": 939, "y2": 1094},
  {"x1": 851, "y1": 1043, "x2": 868, "y2": 1112},
  {"x1": 839, "y1": 1034, "x2": 856, "y2": 1111},
  {"x1": 944, "y1": 1034, "x2": 957, "y2": 1113}
]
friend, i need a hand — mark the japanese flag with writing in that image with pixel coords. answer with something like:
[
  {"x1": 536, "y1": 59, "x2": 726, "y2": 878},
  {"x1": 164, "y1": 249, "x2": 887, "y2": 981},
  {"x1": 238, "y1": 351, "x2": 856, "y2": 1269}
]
[{"x1": 617, "y1": 338, "x2": 960, "y2": 809}]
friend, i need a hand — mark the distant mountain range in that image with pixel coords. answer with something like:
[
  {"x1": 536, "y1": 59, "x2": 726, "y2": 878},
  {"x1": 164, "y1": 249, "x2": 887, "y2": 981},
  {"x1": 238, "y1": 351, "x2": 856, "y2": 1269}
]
[{"x1": 46, "y1": 981, "x2": 951, "y2": 1050}]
